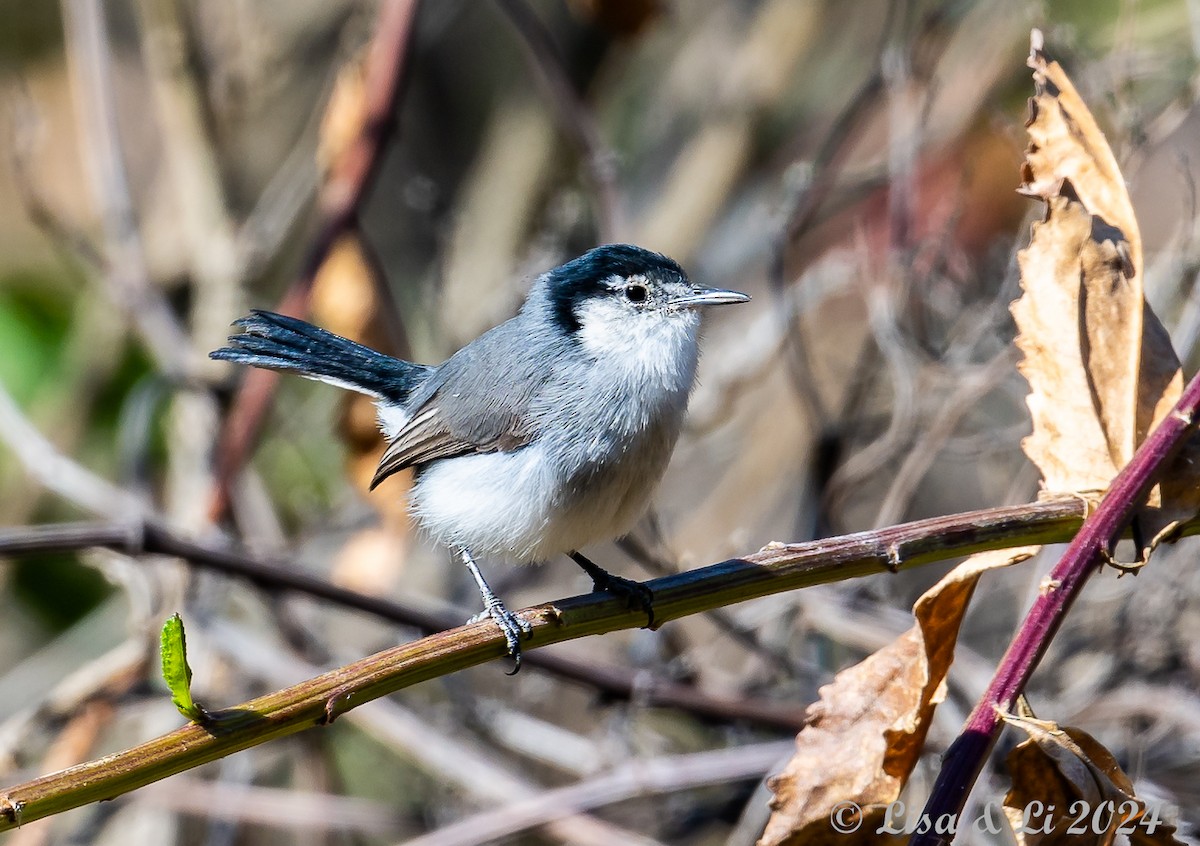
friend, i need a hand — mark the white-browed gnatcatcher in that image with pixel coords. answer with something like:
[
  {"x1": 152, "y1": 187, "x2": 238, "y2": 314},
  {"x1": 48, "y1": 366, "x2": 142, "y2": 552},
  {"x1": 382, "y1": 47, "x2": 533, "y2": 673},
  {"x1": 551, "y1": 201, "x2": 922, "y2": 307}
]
[{"x1": 211, "y1": 244, "x2": 749, "y2": 669}]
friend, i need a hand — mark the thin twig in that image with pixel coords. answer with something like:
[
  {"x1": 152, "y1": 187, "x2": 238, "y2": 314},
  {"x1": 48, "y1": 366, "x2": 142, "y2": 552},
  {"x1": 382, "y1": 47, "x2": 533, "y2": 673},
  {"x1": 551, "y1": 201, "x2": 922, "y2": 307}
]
[
  {"x1": 0, "y1": 382, "x2": 145, "y2": 520},
  {"x1": 873, "y1": 350, "x2": 1017, "y2": 527},
  {"x1": 132, "y1": 0, "x2": 243, "y2": 359},
  {"x1": 0, "y1": 492, "x2": 1156, "y2": 831},
  {"x1": 0, "y1": 639, "x2": 149, "y2": 773},
  {"x1": 770, "y1": 65, "x2": 887, "y2": 430},
  {"x1": 135, "y1": 778, "x2": 400, "y2": 835},
  {"x1": 233, "y1": 132, "x2": 320, "y2": 283},
  {"x1": 910, "y1": 369, "x2": 1200, "y2": 846},
  {"x1": 6, "y1": 91, "x2": 105, "y2": 270},
  {"x1": 824, "y1": 282, "x2": 923, "y2": 517}
]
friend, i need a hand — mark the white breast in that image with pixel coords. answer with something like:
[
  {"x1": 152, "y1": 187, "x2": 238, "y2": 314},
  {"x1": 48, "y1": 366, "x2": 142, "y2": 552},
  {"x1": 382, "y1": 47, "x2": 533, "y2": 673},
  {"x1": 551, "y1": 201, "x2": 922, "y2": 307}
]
[
  {"x1": 405, "y1": 295, "x2": 703, "y2": 563},
  {"x1": 408, "y1": 443, "x2": 562, "y2": 561},
  {"x1": 409, "y1": 415, "x2": 681, "y2": 563}
]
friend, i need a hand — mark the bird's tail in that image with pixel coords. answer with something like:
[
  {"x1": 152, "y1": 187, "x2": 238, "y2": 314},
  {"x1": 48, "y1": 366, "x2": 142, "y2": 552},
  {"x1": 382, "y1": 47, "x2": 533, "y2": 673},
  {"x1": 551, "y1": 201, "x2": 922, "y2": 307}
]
[{"x1": 210, "y1": 310, "x2": 430, "y2": 405}]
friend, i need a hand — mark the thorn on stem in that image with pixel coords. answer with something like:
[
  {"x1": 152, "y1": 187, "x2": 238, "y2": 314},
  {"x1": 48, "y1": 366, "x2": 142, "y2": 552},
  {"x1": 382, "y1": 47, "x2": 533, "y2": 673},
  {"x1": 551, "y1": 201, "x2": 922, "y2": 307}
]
[{"x1": 322, "y1": 688, "x2": 353, "y2": 724}]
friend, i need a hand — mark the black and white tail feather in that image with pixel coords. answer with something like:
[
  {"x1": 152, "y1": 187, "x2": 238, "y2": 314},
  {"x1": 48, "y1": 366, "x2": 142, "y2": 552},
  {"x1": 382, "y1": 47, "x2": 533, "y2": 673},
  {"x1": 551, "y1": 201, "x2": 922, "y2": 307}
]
[{"x1": 210, "y1": 310, "x2": 430, "y2": 405}]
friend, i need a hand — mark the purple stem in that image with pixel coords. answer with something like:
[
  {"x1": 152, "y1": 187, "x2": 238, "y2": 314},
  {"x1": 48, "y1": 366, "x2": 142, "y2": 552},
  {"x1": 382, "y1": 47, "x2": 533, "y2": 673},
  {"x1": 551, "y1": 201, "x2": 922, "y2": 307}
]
[{"x1": 911, "y1": 370, "x2": 1200, "y2": 845}]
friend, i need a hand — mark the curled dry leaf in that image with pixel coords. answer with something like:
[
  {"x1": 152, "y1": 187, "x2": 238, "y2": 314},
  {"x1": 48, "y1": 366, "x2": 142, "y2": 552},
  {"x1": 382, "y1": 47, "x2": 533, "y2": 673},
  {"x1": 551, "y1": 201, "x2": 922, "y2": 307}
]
[
  {"x1": 312, "y1": 237, "x2": 413, "y2": 517},
  {"x1": 758, "y1": 548, "x2": 1036, "y2": 846},
  {"x1": 1011, "y1": 32, "x2": 1200, "y2": 548},
  {"x1": 312, "y1": 239, "x2": 413, "y2": 586},
  {"x1": 1013, "y1": 186, "x2": 1133, "y2": 494},
  {"x1": 314, "y1": 81, "x2": 410, "y2": 520},
  {"x1": 314, "y1": 61, "x2": 414, "y2": 579},
  {"x1": 1002, "y1": 711, "x2": 1183, "y2": 846}
]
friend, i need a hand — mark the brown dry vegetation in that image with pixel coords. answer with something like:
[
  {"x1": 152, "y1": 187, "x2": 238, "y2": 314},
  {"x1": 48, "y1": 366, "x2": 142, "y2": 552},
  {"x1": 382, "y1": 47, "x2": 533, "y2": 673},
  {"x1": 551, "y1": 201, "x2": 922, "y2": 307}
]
[{"x1": 2, "y1": 1, "x2": 1200, "y2": 844}]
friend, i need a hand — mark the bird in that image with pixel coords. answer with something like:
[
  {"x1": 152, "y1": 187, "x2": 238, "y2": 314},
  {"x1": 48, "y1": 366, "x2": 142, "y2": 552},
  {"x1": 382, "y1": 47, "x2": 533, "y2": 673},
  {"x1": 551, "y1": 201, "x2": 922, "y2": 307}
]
[{"x1": 211, "y1": 244, "x2": 749, "y2": 669}]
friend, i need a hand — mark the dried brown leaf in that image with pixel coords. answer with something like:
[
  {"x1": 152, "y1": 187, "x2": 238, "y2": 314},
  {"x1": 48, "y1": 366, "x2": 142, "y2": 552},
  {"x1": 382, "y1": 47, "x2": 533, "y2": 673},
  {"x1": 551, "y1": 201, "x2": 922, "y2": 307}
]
[
  {"x1": 1016, "y1": 34, "x2": 1145, "y2": 486},
  {"x1": 759, "y1": 549, "x2": 1035, "y2": 846},
  {"x1": 1002, "y1": 711, "x2": 1183, "y2": 846},
  {"x1": 1012, "y1": 33, "x2": 1200, "y2": 544},
  {"x1": 311, "y1": 237, "x2": 414, "y2": 531},
  {"x1": 318, "y1": 54, "x2": 368, "y2": 176},
  {"x1": 1013, "y1": 188, "x2": 1121, "y2": 493}
]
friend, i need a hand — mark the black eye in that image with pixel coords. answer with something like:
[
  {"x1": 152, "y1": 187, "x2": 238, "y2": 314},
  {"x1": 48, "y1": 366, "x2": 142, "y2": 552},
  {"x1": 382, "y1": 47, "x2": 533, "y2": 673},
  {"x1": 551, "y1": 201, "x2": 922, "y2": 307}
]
[{"x1": 625, "y1": 283, "x2": 648, "y2": 303}]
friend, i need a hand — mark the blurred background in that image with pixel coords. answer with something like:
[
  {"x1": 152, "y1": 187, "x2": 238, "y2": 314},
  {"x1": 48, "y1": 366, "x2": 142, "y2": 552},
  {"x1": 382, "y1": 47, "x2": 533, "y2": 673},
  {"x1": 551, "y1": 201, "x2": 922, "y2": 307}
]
[{"x1": 1, "y1": 0, "x2": 1200, "y2": 842}]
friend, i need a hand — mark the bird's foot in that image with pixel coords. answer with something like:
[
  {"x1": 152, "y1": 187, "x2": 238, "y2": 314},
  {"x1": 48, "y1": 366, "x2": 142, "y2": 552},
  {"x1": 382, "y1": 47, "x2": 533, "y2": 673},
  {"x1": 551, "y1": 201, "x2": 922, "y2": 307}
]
[
  {"x1": 593, "y1": 571, "x2": 656, "y2": 628},
  {"x1": 468, "y1": 597, "x2": 533, "y2": 674},
  {"x1": 569, "y1": 552, "x2": 655, "y2": 628},
  {"x1": 459, "y1": 547, "x2": 533, "y2": 673}
]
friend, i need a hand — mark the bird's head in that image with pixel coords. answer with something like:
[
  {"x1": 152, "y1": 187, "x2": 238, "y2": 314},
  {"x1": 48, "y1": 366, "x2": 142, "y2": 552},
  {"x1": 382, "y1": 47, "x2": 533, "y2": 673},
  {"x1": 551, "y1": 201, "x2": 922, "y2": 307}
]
[{"x1": 534, "y1": 245, "x2": 749, "y2": 357}]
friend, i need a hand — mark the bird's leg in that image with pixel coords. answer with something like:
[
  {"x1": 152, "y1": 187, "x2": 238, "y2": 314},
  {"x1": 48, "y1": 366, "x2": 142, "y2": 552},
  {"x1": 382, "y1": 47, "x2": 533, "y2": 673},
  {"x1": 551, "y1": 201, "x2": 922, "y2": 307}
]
[
  {"x1": 459, "y1": 548, "x2": 532, "y2": 673},
  {"x1": 568, "y1": 551, "x2": 655, "y2": 628}
]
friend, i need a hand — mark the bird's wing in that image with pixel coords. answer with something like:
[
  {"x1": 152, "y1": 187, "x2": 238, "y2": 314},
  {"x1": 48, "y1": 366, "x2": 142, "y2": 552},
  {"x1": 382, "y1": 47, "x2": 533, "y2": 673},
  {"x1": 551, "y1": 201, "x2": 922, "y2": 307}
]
[
  {"x1": 369, "y1": 402, "x2": 530, "y2": 488},
  {"x1": 369, "y1": 321, "x2": 552, "y2": 489}
]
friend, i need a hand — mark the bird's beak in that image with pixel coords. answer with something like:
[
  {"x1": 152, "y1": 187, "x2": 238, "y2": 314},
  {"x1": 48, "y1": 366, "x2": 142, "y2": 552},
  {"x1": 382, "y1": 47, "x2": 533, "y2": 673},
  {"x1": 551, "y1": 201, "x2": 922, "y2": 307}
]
[{"x1": 669, "y1": 284, "x2": 751, "y2": 309}]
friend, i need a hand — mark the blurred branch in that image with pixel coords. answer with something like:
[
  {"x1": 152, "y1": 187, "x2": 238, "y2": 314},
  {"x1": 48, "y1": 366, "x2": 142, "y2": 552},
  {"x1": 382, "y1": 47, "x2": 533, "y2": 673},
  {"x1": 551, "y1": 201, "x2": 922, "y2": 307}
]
[
  {"x1": 0, "y1": 491, "x2": 1171, "y2": 830},
  {"x1": 0, "y1": 520, "x2": 809, "y2": 731},
  {"x1": 638, "y1": 0, "x2": 819, "y2": 260},
  {"x1": 132, "y1": 0, "x2": 253, "y2": 529},
  {"x1": 771, "y1": 72, "x2": 886, "y2": 432},
  {"x1": 769, "y1": 2, "x2": 912, "y2": 433},
  {"x1": 493, "y1": 0, "x2": 622, "y2": 240},
  {"x1": 0, "y1": 380, "x2": 145, "y2": 519},
  {"x1": 397, "y1": 741, "x2": 793, "y2": 846},
  {"x1": 0, "y1": 638, "x2": 149, "y2": 773},
  {"x1": 234, "y1": 139, "x2": 319, "y2": 284},
  {"x1": 777, "y1": 68, "x2": 888, "y2": 260},
  {"x1": 823, "y1": 282, "x2": 922, "y2": 517},
  {"x1": 135, "y1": 778, "x2": 399, "y2": 836},
  {"x1": 59, "y1": 0, "x2": 192, "y2": 376},
  {"x1": 208, "y1": 0, "x2": 420, "y2": 523},
  {"x1": 7, "y1": 93, "x2": 104, "y2": 270},
  {"x1": 131, "y1": 0, "x2": 242, "y2": 360},
  {"x1": 873, "y1": 350, "x2": 1017, "y2": 527},
  {"x1": 214, "y1": 621, "x2": 668, "y2": 846}
]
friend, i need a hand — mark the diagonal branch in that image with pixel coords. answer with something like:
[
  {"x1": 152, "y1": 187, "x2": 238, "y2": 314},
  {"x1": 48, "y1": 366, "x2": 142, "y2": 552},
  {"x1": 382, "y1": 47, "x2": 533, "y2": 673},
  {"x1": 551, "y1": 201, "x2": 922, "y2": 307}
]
[
  {"x1": 0, "y1": 386, "x2": 145, "y2": 520},
  {"x1": 0, "y1": 519, "x2": 808, "y2": 731},
  {"x1": 910, "y1": 369, "x2": 1200, "y2": 846},
  {"x1": 2, "y1": 491, "x2": 1178, "y2": 831}
]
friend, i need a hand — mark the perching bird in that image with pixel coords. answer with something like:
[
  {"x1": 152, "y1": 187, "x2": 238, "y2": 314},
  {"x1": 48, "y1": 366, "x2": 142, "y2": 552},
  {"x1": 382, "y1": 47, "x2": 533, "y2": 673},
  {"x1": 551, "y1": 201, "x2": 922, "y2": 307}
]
[{"x1": 211, "y1": 244, "x2": 749, "y2": 668}]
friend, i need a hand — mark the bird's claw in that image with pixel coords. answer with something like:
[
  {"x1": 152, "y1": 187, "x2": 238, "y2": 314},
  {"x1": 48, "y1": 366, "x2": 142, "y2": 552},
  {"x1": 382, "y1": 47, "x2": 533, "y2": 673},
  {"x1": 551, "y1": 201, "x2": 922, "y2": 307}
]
[
  {"x1": 469, "y1": 600, "x2": 533, "y2": 673},
  {"x1": 590, "y1": 571, "x2": 656, "y2": 628}
]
